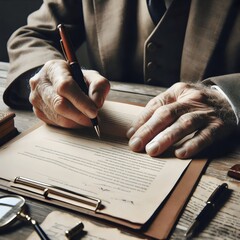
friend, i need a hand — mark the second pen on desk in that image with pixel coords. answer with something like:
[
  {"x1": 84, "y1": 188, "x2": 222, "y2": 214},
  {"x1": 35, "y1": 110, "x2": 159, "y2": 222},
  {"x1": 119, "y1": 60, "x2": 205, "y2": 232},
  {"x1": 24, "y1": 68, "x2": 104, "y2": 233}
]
[
  {"x1": 185, "y1": 182, "x2": 230, "y2": 239},
  {"x1": 58, "y1": 24, "x2": 100, "y2": 138}
]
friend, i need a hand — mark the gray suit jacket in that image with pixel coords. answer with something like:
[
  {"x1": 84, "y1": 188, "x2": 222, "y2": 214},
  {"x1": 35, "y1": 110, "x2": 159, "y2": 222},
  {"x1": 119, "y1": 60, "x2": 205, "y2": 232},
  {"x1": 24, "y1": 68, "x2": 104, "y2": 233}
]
[{"x1": 4, "y1": 0, "x2": 240, "y2": 124}]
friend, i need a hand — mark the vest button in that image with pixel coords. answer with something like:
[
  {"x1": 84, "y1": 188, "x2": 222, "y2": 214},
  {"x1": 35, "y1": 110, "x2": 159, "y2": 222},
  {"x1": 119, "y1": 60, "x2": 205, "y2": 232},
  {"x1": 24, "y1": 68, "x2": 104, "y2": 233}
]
[
  {"x1": 147, "y1": 42, "x2": 156, "y2": 52},
  {"x1": 147, "y1": 61, "x2": 156, "y2": 71},
  {"x1": 146, "y1": 78, "x2": 152, "y2": 84}
]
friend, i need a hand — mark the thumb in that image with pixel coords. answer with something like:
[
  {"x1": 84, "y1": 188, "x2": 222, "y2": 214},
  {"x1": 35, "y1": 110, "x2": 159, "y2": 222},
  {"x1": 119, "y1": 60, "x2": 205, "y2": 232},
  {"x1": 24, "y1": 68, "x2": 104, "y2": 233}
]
[{"x1": 85, "y1": 70, "x2": 110, "y2": 108}]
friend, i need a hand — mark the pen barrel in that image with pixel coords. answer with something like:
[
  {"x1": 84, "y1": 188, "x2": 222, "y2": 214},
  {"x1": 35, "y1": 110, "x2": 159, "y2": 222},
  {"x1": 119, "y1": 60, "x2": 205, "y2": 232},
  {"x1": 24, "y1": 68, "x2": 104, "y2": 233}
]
[
  {"x1": 69, "y1": 61, "x2": 99, "y2": 129},
  {"x1": 186, "y1": 183, "x2": 229, "y2": 238},
  {"x1": 196, "y1": 185, "x2": 229, "y2": 222},
  {"x1": 70, "y1": 62, "x2": 88, "y2": 95},
  {"x1": 207, "y1": 183, "x2": 228, "y2": 204},
  {"x1": 91, "y1": 117, "x2": 98, "y2": 126},
  {"x1": 196, "y1": 202, "x2": 214, "y2": 221}
]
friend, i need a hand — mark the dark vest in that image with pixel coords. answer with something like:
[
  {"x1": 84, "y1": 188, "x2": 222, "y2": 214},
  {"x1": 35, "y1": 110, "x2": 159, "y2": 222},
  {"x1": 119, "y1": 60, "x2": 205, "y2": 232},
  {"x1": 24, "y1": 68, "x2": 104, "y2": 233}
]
[{"x1": 144, "y1": 0, "x2": 191, "y2": 87}]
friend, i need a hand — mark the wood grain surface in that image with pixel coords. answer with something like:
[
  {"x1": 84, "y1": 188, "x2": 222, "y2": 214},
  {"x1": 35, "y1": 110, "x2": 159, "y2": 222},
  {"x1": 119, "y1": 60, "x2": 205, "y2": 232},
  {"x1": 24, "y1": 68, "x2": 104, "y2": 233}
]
[{"x1": 0, "y1": 62, "x2": 239, "y2": 240}]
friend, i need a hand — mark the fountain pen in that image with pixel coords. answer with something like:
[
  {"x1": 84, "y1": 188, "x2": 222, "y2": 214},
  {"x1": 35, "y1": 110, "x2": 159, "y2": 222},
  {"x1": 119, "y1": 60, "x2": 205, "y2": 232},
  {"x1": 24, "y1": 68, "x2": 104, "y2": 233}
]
[
  {"x1": 58, "y1": 24, "x2": 100, "y2": 138},
  {"x1": 185, "y1": 183, "x2": 229, "y2": 239}
]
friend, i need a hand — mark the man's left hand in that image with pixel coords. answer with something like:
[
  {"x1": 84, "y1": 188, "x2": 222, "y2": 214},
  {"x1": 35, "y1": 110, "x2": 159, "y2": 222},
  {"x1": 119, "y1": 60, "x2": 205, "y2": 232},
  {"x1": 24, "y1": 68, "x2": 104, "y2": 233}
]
[{"x1": 127, "y1": 82, "x2": 237, "y2": 158}]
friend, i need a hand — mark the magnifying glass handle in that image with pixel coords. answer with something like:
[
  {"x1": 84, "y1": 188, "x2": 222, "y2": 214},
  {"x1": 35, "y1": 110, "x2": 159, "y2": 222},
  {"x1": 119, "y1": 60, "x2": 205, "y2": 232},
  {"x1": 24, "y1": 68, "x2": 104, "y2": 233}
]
[
  {"x1": 32, "y1": 220, "x2": 51, "y2": 240},
  {"x1": 17, "y1": 211, "x2": 50, "y2": 240}
]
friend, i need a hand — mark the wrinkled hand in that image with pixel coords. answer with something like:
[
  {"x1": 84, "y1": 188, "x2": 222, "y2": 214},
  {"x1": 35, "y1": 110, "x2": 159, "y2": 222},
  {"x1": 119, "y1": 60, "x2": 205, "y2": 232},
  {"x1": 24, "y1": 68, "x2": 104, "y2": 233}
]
[
  {"x1": 29, "y1": 60, "x2": 110, "y2": 128},
  {"x1": 127, "y1": 82, "x2": 237, "y2": 159}
]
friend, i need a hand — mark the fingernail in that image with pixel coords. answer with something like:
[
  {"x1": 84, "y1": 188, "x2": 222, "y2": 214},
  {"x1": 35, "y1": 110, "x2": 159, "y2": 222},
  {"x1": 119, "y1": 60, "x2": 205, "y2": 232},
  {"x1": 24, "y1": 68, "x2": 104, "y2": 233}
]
[
  {"x1": 126, "y1": 127, "x2": 136, "y2": 138},
  {"x1": 175, "y1": 148, "x2": 186, "y2": 158},
  {"x1": 129, "y1": 137, "x2": 143, "y2": 151},
  {"x1": 146, "y1": 142, "x2": 159, "y2": 156}
]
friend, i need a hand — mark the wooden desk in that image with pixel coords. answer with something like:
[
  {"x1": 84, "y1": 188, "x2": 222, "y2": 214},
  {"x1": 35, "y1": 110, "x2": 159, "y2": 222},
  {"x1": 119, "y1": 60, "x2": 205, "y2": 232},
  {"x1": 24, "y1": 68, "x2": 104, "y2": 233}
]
[{"x1": 0, "y1": 62, "x2": 239, "y2": 239}]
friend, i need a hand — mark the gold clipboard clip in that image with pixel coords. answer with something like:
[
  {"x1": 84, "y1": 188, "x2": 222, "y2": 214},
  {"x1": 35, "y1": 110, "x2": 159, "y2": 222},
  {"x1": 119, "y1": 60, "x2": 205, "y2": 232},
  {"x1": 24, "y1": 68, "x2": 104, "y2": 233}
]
[{"x1": 12, "y1": 176, "x2": 101, "y2": 212}]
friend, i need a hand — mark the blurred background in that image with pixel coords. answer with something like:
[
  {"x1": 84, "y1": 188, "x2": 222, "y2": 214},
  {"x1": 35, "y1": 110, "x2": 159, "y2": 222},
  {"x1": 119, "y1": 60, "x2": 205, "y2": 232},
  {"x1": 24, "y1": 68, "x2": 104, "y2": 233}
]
[
  {"x1": 0, "y1": 0, "x2": 90, "y2": 67},
  {"x1": 0, "y1": 0, "x2": 42, "y2": 62}
]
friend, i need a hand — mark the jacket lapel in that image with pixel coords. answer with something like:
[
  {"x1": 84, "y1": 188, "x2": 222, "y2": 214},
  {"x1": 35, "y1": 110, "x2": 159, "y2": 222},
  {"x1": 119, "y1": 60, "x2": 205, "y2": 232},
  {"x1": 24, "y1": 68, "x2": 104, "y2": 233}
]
[{"x1": 181, "y1": 0, "x2": 234, "y2": 82}]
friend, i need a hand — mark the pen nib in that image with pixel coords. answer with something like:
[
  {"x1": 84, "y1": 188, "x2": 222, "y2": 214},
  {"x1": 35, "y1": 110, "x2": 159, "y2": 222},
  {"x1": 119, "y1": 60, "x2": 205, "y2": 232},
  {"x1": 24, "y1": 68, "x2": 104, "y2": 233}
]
[{"x1": 94, "y1": 126, "x2": 101, "y2": 139}]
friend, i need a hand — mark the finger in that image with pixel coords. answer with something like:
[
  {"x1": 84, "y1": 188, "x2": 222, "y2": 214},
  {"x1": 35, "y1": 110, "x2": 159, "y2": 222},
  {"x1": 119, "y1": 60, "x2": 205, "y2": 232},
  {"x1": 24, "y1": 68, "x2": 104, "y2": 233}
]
[
  {"x1": 30, "y1": 83, "x2": 91, "y2": 128},
  {"x1": 44, "y1": 60, "x2": 98, "y2": 119},
  {"x1": 128, "y1": 102, "x2": 189, "y2": 152},
  {"x1": 175, "y1": 123, "x2": 223, "y2": 159},
  {"x1": 32, "y1": 106, "x2": 57, "y2": 126},
  {"x1": 145, "y1": 112, "x2": 208, "y2": 156},
  {"x1": 29, "y1": 78, "x2": 47, "y2": 112},
  {"x1": 33, "y1": 105, "x2": 85, "y2": 129},
  {"x1": 84, "y1": 70, "x2": 110, "y2": 108},
  {"x1": 127, "y1": 95, "x2": 167, "y2": 138},
  {"x1": 41, "y1": 85, "x2": 92, "y2": 126},
  {"x1": 127, "y1": 85, "x2": 183, "y2": 138}
]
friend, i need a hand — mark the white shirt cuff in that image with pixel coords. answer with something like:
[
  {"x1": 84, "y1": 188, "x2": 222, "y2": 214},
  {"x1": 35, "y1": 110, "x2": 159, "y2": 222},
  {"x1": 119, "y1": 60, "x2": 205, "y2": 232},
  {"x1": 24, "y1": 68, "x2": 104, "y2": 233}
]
[{"x1": 211, "y1": 85, "x2": 239, "y2": 125}]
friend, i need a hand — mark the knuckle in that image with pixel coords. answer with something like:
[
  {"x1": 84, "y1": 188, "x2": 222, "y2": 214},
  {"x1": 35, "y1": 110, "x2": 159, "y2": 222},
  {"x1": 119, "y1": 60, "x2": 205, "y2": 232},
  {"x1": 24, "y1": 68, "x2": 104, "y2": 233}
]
[
  {"x1": 29, "y1": 92, "x2": 39, "y2": 106},
  {"x1": 56, "y1": 78, "x2": 73, "y2": 95},
  {"x1": 45, "y1": 59, "x2": 64, "y2": 69},
  {"x1": 137, "y1": 108, "x2": 153, "y2": 125},
  {"x1": 190, "y1": 88, "x2": 207, "y2": 102},
  {"x1": 162, "y1": 131, "x2": 175, "y2": 144},
  {"x1": 44, "y1": 60, "x2": 56, "y2": 76},
  {"x1": 147, "y1": 97, "x2": 164, "y2": 109},
  {"x1": 196, "y1": 92, "x2": 206, "y2": 102},
  {"x1": 178, "y1": 113, "x2": 197, "y2": 128},
  {"x1": 141, "y1": 123, "x2": 155, "y2": 137},
  {"x1": 132, "y1": 106, "x2": 153, "y2": 128},
  {"x1": 166, "y1": 103, "x2": 188, "y2": 120},
  {"x1": 52, "y1": 96, "x2": 65, "y2": 113},
  {"x1": 175, "y1": 82, "x2": 188, "y2": 89},
  {"x1": 171, "y1": 82, "x2": 189, "y2": 93},
  {"x1": 161, "y1": 105, "x2": 178, "y2": 119},
  {"x1": 45, "y1": 60, "x2": 66, "y2": 80},
  {"x1": 29, "y1": 76, "x2": 39, "y2": 90}
]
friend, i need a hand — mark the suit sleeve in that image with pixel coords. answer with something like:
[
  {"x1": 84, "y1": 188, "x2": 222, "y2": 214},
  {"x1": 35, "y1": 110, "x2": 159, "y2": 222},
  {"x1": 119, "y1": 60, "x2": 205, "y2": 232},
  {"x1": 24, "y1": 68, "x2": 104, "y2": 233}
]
[
  {"x1": 203, "y1": 73, "x2": 240, "y2": 127},
  {"x1": 4, "y1": 0, "x2": 85, "y2": 109}
]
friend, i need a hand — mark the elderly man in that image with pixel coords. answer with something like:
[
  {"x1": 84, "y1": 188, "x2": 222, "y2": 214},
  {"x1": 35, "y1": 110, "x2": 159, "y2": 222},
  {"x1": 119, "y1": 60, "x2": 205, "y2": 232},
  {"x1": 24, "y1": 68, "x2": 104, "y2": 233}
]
[{"x1": 4, "y1": 0, "x2": 240, "y2": 158}]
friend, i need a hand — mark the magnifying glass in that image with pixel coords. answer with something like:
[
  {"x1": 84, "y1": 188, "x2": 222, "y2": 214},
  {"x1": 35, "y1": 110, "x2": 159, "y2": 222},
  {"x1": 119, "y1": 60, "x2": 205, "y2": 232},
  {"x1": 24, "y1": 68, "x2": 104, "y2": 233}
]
[{"x1": 0, "y1": 195, "x2": 50, "y2": 240}]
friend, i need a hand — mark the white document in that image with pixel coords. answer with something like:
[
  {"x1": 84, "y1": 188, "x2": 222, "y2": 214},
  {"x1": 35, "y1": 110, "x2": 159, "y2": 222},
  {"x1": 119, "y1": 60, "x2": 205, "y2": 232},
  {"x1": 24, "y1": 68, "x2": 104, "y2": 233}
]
[{"x1": 0, "y1": 101, "x2": 191, "y2": 224}]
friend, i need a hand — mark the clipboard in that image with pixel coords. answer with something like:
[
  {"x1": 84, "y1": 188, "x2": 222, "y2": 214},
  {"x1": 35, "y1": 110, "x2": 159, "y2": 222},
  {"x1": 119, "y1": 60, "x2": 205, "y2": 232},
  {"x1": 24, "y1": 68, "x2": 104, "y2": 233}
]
[
  {"x1": 0, "y1": 101, "x2": 208, "y2": 239},
  {"x1": 0, "y1": 158, "x2": 207, "y2": 239}
]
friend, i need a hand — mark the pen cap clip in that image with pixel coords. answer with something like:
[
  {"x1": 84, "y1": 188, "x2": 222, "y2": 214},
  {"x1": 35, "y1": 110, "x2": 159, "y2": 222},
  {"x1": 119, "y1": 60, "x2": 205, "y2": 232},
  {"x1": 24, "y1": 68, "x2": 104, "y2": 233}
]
[
  {"x1": 207, "y1": 183, "x2": 228, "y2": 206},
  {"x1": 58, "y1": 24, "x2": 77, "y2": 63}
]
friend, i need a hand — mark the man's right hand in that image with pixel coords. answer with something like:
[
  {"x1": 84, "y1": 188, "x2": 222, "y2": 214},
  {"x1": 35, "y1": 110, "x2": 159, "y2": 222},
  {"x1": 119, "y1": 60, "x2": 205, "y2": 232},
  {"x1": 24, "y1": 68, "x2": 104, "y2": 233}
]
[{"x1": 29, "y1": 59, "x2": 110, "y2": 128}]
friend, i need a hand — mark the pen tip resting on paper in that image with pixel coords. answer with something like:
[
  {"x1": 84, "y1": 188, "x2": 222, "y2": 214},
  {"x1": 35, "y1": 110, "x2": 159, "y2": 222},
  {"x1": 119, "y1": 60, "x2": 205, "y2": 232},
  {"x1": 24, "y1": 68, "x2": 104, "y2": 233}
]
[{"x1": 94, "y1": 126, "x2": 101, "y2": 138}]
